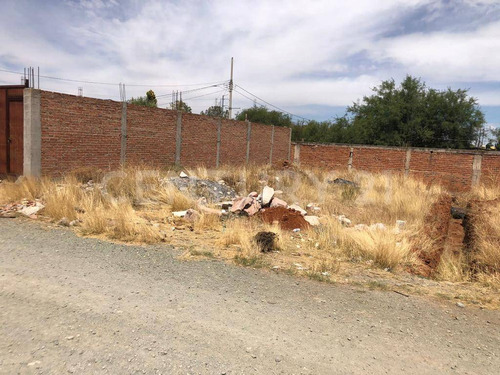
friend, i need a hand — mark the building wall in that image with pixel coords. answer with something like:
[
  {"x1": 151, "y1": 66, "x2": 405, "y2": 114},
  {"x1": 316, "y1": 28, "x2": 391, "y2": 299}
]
[
  {"x1": 293, "y1": 142, "x2": 500, "y2": 191},
  {"x1": 36, "y1": 90, "x2": 291, "y2": 174}
]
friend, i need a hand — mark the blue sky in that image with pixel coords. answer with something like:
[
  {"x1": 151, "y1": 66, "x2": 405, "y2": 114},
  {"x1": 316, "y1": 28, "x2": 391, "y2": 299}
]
[{"x1": 1, "y1": 0, "x2": 499, "y2": 133}]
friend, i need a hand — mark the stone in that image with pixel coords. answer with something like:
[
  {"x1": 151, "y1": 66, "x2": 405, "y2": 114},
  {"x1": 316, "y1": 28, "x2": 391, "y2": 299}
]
[
  {"x1": 337, "y1": 215, "x2": 352, "y2": 227},
  {"x1": 184, "y1": 209, "x2": 200, "y2": 222},
  {"x1": 270, "y1": 197, "x2": 287, "y2": 208},
  {"x1": 179, "y1": 171, "x2": 188, "y2": 178},
  {"x1": 262, "y1": 186, "x2": 275, "y2": 206},
  {"x1": 19, "y1": 204, "x2": 44, "y2": 217},
  {"x1": 456, "y1": 302, "x2": 465, "y2": 308},
  {"x1": 248, "y1": 191, "x2": 258, "y2": 198},
  {"x1": 304, "y1": 215, "x2": 320, "y2": 226},
  {"x1": 231, "y1": 197, "x2": 253, "y2": 213},
  {"x1": 172, "y1": 210, "x2": 187, "y2": 217},
  {"x1": 370, "y1": 223, "x2": 387, "y2": 231},
  {"x1": 57, "y1": 217, "x2": 70, "y2": 227},
  {"x1": 288, "y1": 204, "x2": 307, "y2": 216},
  {"x1": 244, "y1": 200, "x2": 261, "y2": 216}
]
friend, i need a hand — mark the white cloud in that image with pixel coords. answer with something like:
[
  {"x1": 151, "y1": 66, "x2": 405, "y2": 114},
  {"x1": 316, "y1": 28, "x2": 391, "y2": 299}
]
[{"x1": 0, "y1": 0, "x2": 499, "y2": 118}]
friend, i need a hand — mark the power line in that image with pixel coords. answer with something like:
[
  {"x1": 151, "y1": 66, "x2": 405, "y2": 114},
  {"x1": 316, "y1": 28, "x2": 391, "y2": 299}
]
[
  {"x1": 235, "y1": 84, "x2": 311, "y2": 121},
  {"x1": 0, "y1": 67, "x2": 227, "y2": 88}
]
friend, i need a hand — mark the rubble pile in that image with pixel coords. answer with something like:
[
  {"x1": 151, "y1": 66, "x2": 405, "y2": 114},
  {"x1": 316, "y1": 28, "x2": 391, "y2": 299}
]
[
  {"x1": 0, "y1": 199, "x2": 45, "y2": 219},
  {"x1": 168, "y1": 173, "x2": 237, "y2": 203}
]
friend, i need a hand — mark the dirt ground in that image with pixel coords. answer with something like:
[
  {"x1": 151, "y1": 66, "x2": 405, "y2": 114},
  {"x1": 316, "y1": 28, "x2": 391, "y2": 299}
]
[{"x1": 1, "y1": 218, "x2": 500, "y2": 374}]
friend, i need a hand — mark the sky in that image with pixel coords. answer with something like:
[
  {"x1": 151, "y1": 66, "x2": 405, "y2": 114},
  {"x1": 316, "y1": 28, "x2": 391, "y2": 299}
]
[{"x1": 1, "y1": 0, "x2": 499, "y2": 131}]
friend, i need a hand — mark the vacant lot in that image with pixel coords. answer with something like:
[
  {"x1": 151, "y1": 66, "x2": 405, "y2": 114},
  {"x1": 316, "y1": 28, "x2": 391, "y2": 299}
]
[{"x1": 1, "y1": 219, "x2": 500, "y2": 374}]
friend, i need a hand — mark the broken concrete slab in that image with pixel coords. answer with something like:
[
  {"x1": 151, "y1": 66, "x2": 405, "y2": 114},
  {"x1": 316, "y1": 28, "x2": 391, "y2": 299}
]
[
  {"x1": 270, "y1": 197, "x2": 287, "y2": 208},
  {"x1": 288, "y1": 204, "x2": 307, "y2": 216},
  {"x1": 231, "y1": 197, "x2": 254, "y2": 213},
  {"x1": 262, "y1": 186, "x2": 274, "y2": 206},
  {"x1": 304, "y1": 215, "x2": 320, "y2": 226}
]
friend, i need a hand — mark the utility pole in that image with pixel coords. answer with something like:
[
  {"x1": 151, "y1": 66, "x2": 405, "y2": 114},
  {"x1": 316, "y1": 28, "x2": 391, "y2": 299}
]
[{"x1": 228, "y1": 57, "x2": 234, "y2": 119}]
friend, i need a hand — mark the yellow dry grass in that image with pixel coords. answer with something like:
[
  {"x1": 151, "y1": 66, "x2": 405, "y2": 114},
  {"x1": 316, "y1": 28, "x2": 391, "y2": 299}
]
[{"x1": 2, "y1": 164, "x2": 500, "y2": 307}]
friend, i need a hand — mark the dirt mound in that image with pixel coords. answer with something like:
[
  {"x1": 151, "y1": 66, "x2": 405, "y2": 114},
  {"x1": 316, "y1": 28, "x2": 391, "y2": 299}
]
[
  {"x1": 414, "y1": 194, "x2": 453, "y2": 276},
  {"x1": 260, "y1": 206, "x2": 311, "y2": 231}
]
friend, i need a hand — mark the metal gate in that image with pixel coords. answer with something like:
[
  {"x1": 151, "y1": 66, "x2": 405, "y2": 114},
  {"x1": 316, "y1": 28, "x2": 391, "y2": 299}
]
[{"x1": 0, "y1": 85, "x2": 25, "y2": 176}]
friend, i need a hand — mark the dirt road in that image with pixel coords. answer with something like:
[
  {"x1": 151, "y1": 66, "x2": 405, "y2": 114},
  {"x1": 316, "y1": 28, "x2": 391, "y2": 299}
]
[{"x1": 1, "y1": 219, "x2": 499, "y2": 374}]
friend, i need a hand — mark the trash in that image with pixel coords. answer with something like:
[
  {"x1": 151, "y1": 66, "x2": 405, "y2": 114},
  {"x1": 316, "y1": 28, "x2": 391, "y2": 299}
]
[
  {"x1": 292, "y1": 228, "x2": 301, "y2": 232},
  {"x1": 262, "y1": 186, "x2": 275, "y2": 206},
  {"x1": 168, "y1": 176, "x2": 237, "y2": 203},
  {"x1": 328, "y1": 178, "x2": 359, "y2": 187},
  {"x1": 179, "y1": 171, "x2": 188, "y2": 178},
  {"x1": 288, "y1": 204, "x2": 307, "y2": 216},
  {"x1": 172, "y1": 210, "x2": 187, "y2": 217},
  {"x1": 451, "y1": 207, "x2": 467, "y2": 220},
  {"x1": 304, "y1": 215, "x2": 320, "y2": 226},
  {"x1": 254, "y1": 231, "x2": 278, "y2": 253}
]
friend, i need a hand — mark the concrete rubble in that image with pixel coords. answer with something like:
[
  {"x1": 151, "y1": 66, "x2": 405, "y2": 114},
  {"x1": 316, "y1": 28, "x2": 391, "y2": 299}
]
[
  {"x1": 1, "y1": 199, "x2": 45, "y2": 219},
  {"x1": 167, "y1": 176, "x2": 237, "y2": 203}
]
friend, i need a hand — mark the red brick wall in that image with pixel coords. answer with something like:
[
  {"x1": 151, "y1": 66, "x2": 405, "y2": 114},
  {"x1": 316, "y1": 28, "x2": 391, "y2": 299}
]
[
  {"x1": 219, "y1": 119, "x2": 248, "y2": 165},
  {"x1": 408, "y1": 150, "x2": 474, "y2": 191},
  {"x1": 38, "y1": 91, "x2": 291, "y2": 174},
  {"x1": 353, "y1": 147, "x2": 406, "y2": 172},
  {"x1": 272, "y1": 126, "x2": 291, "y2": 165},
  {"x1": 181, "y1": 113, "x2": 218, "y2": 167},
  {"x1": 480, "y1": 154, "x2": 500, "y2": 185},
  {"x1": 294, "y1": 142, "x2": 500, "y2": 191},
  {"x1": 298, "y1": 143, "x2": 351, "y2": 169},
  {"x1": 126, "y1": 104, "x2": 177, "y2": 167},
  {"x1": 40, "y1": 91, "x2": 122, "y2": 174},
  {"x1": 249, "y1": 122, "x2": 272, "y2": 164}
]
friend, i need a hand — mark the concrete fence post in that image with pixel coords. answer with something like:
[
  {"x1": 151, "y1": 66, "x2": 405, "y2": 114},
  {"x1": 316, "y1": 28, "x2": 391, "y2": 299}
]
[
  {"x1": 404, "y1": 148, "x2": 412, "y2": 176},
  {"x1": 287, "y1": 127, "x2": 292, "y2": 161},
  {"x1": 472, "y1": 153, "x2": 483, "y2": 186},
  {"x1": 348, "y1": 147, "x2": 354, "y2": 170},
  {"x1": 269, "y1": 125, "x2": 275, "y2": 165},
  {"x1": 120, "y1": 102, "x2": 127, "y2": 166},
  {"x1": 23, "y1": 89, "x2": 41, "y2": 177},
  {"x1": 246, "y1": 120, "x2": 252, "y2": 164},
  {"x1": 293, "y1": 144, "x2": 300, "y2": 165},
  {"x1": 175, "y1": 111, "x2": 182, "y2": 166},
  {"x1": 216, "y1": 118, "x2": 222, "y2": 168}
]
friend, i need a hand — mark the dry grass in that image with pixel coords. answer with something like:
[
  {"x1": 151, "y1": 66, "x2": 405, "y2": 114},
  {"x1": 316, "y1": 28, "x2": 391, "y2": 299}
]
[{"x1": 2, "y1": 164, "x2": 500, "y2": 307}]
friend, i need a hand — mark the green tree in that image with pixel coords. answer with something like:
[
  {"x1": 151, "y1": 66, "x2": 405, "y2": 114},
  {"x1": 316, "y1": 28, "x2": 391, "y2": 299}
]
[
  {"x1": 236, "y1": 105, "x2": 292, "y2": 127},
  {"x1": 346, "y1": 76, "x2": 485, "y2": 148},
  {"x1": 128, "y1": 90, "x2": 158, "y2": 107},
  {"x1": 200, "y1": 105, "x2": 228, "y2": 118},
  {"x1": 170, "y1": 100, "x2": 192, "y2": 113}
]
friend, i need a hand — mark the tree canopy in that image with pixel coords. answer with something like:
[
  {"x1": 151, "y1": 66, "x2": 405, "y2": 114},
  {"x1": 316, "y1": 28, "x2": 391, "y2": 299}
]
[
  {"x1": 291, "y1": 76, "x2": 485, "y2": 149},
  {"x1": 170, "y1": 100, "x2": 192, "y2": 113},
  {"x1": 128, "y1": 90, "x2": 158, "y2": 108},
  {"x1": 236, "y1": 105, "x2": 293, "y2": 127},
  {"x1": 200, "y1": 105, "x2": 228, "y2": 118}
]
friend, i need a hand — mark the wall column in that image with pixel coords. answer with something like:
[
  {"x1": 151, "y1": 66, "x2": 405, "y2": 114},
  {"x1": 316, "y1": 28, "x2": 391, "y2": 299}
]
[
  {"x1": 269, "y1": 125, "x2": 275, "y2": 165},
  {"x1": 215, "y1": 118, "x2": 222, "y2": 168},
  {"x1": 245, "y1": 120, "x2": 252, "y2": 164},
  {"x1": 404, "y1": 148, "x2": 412, "y2": 176},
  {"x1": 120, "y1": 102, "x2": 127, "y2": 166},
  {"x1": 348, "y1": 147, "x2": 354, "y2": 170},
  {"x1": 23, "y1": 89, "x2": 41, "y2": 177},
  {"x1": 293, "y1": 143, "x2": 300, "y2": 165},
  {"x1": 472, "y1": 153, "x2": 483, "y2": 186},
  {"x1": 175, "y1": 110, "x2": 182, "y2": 166}
]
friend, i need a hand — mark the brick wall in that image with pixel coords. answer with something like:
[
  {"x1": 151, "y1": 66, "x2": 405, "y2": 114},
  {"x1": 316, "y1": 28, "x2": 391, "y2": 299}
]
[
  {"x1": 294, "y1": 142, "x2": 500, "y2": 191},
  {"x1": 40, "y1": 91, "x2": 122, "y2": 174},
  {"x1": 37, "y1": 90, "x2": 291, "y2": 174}
]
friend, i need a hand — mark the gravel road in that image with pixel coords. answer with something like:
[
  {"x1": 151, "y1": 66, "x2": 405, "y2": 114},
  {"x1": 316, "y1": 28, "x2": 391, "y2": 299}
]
[{"x1": 1, "y1": 219, "x2": 499, "y2": 374}]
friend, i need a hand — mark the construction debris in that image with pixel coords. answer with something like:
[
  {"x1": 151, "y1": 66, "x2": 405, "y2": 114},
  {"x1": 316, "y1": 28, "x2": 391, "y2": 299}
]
[
  {"x1": 304, "y1": 215, "x2": 320, "y2": 226},
  {"x1": 262, "y1": 186, "x2": 274, "y2": 206},
  {"x1": 168, "y1": 176, "x2": 237, "y2": 203}
]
